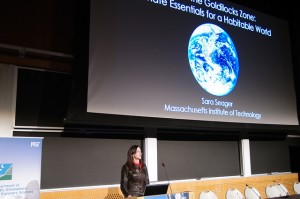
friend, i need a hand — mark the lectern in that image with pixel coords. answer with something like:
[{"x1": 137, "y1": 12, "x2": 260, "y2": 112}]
[{"x1": 129, "y1": 192, "x2": 192, "y2": 199}]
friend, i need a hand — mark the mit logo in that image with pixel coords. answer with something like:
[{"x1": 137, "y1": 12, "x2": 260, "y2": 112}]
[{"x1": 31, "y1": 142, "x2": 40, "y2": 147}]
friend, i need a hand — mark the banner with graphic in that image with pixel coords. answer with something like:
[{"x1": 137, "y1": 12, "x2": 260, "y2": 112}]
[{"x1": 0, "y1": 137, "x2": 43, "y2": 199}]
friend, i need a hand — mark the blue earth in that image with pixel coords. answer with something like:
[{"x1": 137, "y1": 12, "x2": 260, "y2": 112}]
[{"x1": 188, "y1": 23, "x2": 239, "y2": 96}]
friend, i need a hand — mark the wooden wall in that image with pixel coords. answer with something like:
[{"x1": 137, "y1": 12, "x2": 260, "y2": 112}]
[{"x1": 40, "y1": 173, "x2": 299, "y2": 199}]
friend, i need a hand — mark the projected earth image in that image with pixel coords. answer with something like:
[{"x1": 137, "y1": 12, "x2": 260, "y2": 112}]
[{"x1": 188, "y1": 23, "x2": 239, "y2": 96}]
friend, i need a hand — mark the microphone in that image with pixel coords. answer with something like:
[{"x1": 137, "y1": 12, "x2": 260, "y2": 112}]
[{"x1": 162, "y1": 162, "x2": 173, "y2": 194}]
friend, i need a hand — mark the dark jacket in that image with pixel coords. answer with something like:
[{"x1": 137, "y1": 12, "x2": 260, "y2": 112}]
[{"x1": 120, "y1": 162, "x2": 149, "y2": 197}]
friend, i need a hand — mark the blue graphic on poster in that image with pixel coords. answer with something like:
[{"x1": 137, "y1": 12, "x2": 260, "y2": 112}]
[
  {"x1": 0, "y1": 164, "x2": 13, "y2": 180},
  {"x1": 0, "y1": 137, "x2": 43, "y2": 199}
]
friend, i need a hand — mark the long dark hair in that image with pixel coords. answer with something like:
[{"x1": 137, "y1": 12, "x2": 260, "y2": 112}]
[{"x1": 126, "y1": 145, "x2": 144, "y2": 169}]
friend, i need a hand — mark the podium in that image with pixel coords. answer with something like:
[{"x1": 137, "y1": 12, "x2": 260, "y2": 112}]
[{"x1": 132, "y1": 192, "x2": 192, "y2": 199}]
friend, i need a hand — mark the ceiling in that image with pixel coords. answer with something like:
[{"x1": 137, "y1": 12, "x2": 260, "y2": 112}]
[{"x1": 0, "y1": 0, "x2": 297, "y2": 73}]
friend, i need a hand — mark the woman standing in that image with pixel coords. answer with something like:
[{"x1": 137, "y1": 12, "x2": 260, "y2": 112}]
[{"x1": 120, "y1": 145, "x2": 149, "y2": 197}]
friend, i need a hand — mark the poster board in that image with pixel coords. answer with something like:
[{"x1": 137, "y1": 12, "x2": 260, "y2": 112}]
[{"x1": 0, "y1": 137, "x2": 43, "y2": 199}]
